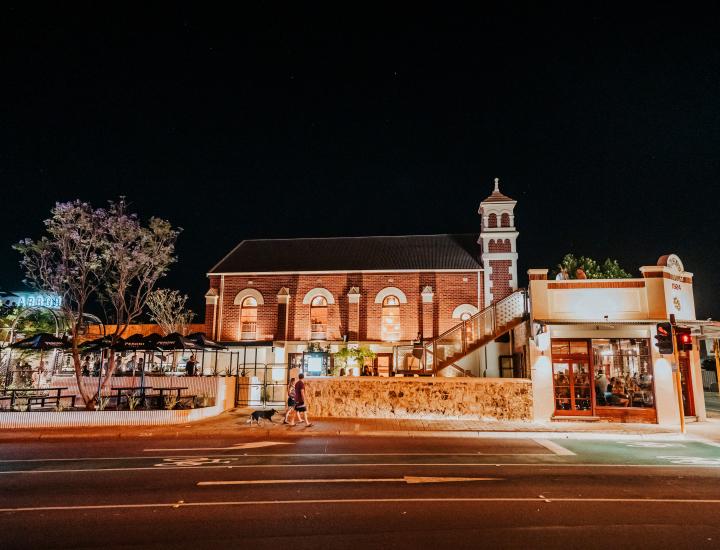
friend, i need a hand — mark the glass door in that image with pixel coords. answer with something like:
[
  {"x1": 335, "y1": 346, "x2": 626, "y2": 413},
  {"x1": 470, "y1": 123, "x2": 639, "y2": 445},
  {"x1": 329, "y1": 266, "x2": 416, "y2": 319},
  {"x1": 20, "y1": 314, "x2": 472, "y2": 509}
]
[
  {"x1": 551, "y1": 339, "x2": 593, "y2": 416},
  {"x1": 553, "y1": 360, "x2": 593, "y2": 415}
]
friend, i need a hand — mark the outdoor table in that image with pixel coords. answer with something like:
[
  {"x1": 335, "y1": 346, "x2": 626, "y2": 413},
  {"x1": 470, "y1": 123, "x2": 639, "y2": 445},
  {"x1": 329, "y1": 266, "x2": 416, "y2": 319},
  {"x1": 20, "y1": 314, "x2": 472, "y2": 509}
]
[
  {"x1": 109, "y1": 386, "x2": 153, "y2": 409},
  {"x1": 1, "y1": 387, "x2": 70, "y2": 410},
  {"x1": 154, "y1": 386, "x2": 188, "y2": 399},
  {"x1": 152, "y1": 386, "x2": 190, "y2": 408}
]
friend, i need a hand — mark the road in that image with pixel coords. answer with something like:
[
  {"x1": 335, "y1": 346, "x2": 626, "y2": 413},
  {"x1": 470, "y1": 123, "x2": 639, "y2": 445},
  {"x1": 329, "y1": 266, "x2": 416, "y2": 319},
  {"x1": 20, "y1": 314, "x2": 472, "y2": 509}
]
[{"x1": 1, "y1": 433, "x2": 720, "y2": 549}]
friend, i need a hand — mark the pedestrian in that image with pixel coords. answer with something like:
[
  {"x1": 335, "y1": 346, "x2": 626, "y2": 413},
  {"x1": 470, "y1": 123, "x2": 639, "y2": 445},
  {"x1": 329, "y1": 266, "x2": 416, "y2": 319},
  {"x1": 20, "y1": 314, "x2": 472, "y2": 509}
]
[
  {"x1": 283, "y1": 377, "x2": 296, "y2": 424},
  {"x1": 81, "y1": 355, "x2": 91, "y2": 377},
  {"x1": 126, "y1": 354, "x2": 136, "y2": 376},
  {"x1": 290, "y1": 373, "x2": 312, "y2": 427},
  {"x1": 185, "y1": 354, "x2": 197, "y2": 376}
]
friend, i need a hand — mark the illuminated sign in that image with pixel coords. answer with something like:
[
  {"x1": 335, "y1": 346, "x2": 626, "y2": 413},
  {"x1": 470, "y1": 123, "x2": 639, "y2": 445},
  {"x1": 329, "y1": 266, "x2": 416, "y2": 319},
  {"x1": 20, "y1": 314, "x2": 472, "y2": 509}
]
[{"x1": 3, "y1": 292, "x2": 62, "y2": 309}]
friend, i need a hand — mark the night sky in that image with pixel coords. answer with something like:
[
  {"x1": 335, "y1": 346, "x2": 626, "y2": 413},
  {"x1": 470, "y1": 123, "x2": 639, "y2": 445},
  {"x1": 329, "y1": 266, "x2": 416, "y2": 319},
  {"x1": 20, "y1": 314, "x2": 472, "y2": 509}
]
[{"x1": 2, "y1": 6, "x2": 719, "y2": 318}]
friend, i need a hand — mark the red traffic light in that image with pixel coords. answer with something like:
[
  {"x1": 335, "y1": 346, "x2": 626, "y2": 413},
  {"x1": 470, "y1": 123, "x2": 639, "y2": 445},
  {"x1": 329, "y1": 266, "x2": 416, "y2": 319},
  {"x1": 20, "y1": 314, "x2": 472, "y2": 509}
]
[{"x1": 675, "y1": 326, "x2": 693, "y2": 352}]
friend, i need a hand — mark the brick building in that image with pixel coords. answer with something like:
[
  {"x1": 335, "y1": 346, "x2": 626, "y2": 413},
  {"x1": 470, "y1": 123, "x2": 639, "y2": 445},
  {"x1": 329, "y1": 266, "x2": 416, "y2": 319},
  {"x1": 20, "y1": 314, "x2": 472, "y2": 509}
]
[{"x1": 204, "y1": 179, "x2": 526, "y2": 376}]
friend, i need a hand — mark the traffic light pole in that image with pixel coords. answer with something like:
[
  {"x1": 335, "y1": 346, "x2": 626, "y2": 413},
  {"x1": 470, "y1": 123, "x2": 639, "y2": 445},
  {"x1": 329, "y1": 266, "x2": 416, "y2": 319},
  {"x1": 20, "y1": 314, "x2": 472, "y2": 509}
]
[{"x1": 670, "y1": 323, "x2": 686, "y2": 434}]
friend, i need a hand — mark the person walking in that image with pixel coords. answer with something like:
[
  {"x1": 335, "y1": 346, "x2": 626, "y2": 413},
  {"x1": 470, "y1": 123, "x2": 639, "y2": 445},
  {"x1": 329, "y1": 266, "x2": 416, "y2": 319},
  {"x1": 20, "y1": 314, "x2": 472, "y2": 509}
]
[
  {"x1": 283, "y1": 377, "x2": 296, "y2": 424},
  {"x1": 290, "y1": 373, "x2": 312, "y2": 427}
]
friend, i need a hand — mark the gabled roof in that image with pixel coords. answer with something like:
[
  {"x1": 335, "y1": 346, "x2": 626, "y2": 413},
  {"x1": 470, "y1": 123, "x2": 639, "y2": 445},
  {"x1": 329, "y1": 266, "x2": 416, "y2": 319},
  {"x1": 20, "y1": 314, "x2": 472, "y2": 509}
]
[{"x1": 209, "y1": 234, "x2": 482, "y2": 274}]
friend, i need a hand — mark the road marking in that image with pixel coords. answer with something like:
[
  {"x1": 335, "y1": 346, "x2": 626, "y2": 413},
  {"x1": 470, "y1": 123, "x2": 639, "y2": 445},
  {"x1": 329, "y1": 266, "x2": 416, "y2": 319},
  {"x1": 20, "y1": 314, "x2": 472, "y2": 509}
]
[
  {"x1": 657, "y1": 455, "x2": 720, "y2": 466},
  {"x1": 3, "y1": 462, "x2": 720, "y2": 475},
  {"x1": 532, "y1": 439, "x2": 576, "y2": 456},
  {"x1": 622, "y1": 442, "x2": 686, "y2": 448},
  {"x1": 144, "y1": 441, "x2": 294, "y2": 452},
  {"x1": 3, "y1": 496, "x2": 720, "y2": 513},
  {"x1": 197, "y1": 476, "x2": 502, "y2": 486},
  {"x1": 0, "y1": 452, "x2": 555, "y2": 463}
]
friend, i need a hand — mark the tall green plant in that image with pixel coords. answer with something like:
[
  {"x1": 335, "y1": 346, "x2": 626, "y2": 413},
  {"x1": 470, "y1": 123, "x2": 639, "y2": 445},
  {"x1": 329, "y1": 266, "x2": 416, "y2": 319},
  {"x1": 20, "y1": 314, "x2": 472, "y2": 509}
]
[{"x1": 554, "y1": 254, "x2": 632, "y2": 280}]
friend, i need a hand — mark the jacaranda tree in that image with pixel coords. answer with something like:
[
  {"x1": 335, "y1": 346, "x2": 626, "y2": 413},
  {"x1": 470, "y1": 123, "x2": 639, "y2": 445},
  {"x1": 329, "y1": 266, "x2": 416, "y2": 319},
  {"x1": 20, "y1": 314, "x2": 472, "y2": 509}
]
[{"x1": 14, "y1": 199, "x2": 180, "y2": 408}]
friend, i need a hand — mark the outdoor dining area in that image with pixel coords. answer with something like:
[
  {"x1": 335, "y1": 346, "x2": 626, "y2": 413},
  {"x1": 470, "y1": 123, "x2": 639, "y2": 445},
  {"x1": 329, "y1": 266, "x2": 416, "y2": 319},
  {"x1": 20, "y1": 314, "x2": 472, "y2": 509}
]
[{"x1": 0, "y1": 331, "x2": 226, "y2": 411}]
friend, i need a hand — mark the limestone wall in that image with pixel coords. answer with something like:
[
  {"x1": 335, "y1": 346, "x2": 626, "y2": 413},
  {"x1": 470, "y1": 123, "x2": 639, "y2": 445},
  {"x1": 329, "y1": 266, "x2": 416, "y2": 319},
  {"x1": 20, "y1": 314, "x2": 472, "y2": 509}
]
[{"x1": 304, "y1": 377, "x2": 532, "y2": 421}]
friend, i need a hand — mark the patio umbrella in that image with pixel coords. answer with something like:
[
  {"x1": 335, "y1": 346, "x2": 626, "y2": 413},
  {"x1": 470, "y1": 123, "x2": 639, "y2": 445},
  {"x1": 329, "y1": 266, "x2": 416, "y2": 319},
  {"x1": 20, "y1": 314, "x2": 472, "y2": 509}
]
[
  {"x1": 185, "y1": 332, "x2": 225, "y2": 350},
  {"x1": 123, "y1": 333, "x2": 159, "y2": 351},
  {"x1": 79, "y1": 335, "x2": 126, "y2": 352},
  {"x1": 11, "y1": 333, "x2": 69, "y2": 350},
  {"x1": 156, "y1": 332, "x2": 202, "y2": 351},
  {"x1": 10, "y1": 333, "x2": 70, "y2": 384}
]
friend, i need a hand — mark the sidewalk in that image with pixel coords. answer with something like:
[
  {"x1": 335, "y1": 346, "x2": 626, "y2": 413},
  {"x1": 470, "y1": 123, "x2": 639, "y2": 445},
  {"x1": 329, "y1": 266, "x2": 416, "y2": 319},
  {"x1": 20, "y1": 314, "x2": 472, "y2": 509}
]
[{"x1": 3, "y1": 408, "x2": 720, "y2": 444}]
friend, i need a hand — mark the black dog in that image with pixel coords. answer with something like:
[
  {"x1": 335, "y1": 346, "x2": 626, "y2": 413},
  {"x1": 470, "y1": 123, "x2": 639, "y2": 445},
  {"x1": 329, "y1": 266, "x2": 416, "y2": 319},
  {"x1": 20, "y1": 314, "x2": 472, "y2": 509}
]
[{"x1": 248, "y1": 408, "x2": 277, "y2": 424}]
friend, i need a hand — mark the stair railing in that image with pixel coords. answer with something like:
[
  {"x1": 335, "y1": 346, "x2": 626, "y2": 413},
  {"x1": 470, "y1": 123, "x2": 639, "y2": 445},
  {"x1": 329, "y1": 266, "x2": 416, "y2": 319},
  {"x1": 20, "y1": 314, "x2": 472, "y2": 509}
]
[{"x1": 423, "y1": 289, "x2": 528, "y2": 374}]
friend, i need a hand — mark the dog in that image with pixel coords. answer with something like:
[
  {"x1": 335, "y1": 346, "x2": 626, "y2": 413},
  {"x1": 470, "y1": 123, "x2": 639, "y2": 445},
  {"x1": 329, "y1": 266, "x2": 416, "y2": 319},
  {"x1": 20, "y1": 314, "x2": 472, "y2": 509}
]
[{"x1": 247, "y1": 408, "x2": 277, "y2": 424}]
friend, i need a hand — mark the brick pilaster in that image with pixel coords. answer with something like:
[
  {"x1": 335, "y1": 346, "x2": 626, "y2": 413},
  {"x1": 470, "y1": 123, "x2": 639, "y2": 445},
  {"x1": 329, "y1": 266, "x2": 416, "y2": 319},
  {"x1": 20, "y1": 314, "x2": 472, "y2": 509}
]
[
  {"x1": 276, "y1": 287, "x2": 290, "y2": 341},
  {"x1": 421, "y1": 286, "x2": 434, "y2": 339},
  {"x1": 347, "y1": 287, "x2": 361, "y2": 341}
]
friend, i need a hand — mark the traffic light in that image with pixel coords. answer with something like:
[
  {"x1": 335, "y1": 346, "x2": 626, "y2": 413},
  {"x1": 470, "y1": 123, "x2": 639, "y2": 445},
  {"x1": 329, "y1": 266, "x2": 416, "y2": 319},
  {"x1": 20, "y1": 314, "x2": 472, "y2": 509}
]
[
  {"x1": 675, "y1": 326, "x2": 693, "y2": 352},
  {"x1": 654, "y1": 322, "x2": 673, "y2": 354}
]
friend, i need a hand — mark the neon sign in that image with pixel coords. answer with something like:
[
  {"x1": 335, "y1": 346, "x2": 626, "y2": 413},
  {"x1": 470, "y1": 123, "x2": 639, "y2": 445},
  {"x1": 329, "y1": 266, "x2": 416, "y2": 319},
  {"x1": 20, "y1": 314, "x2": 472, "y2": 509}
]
[{"x1": 2, "y1": 292, "x2": 62, "y2": 309}]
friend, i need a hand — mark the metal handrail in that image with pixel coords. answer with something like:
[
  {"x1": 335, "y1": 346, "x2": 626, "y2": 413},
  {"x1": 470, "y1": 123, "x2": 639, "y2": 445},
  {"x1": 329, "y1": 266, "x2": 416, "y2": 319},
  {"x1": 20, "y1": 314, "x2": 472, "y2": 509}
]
[{"x1": 421, "y1": 289, "x2": 528, "y2": 374}]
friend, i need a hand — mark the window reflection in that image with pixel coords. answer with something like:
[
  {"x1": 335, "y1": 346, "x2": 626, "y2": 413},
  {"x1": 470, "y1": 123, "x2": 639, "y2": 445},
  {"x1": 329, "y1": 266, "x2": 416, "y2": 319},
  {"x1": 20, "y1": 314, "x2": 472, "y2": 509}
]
[{"x1": 592, "y1": 339, "x2": 654, "y2": 408}]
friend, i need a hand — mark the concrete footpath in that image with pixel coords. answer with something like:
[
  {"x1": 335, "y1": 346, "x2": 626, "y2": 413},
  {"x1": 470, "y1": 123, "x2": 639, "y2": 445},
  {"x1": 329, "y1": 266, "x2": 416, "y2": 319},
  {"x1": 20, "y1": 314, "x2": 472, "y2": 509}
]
[{"x1": 2, "y1": 407, "x2": 720, "y2": 444}]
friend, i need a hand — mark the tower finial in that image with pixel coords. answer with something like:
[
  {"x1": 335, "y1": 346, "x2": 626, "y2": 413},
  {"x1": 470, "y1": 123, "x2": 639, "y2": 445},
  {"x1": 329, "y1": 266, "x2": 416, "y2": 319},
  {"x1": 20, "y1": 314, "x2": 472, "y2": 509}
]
[{"x1": 494, "y1": 177, "x2": 500, "y2": 192}]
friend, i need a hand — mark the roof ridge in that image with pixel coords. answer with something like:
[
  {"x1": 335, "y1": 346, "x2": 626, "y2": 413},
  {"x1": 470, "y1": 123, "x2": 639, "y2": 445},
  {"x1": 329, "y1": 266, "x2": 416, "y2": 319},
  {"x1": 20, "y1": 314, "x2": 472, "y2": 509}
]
[{"x1": 239, "y1": 233, "x2": 476, "y2": 243}]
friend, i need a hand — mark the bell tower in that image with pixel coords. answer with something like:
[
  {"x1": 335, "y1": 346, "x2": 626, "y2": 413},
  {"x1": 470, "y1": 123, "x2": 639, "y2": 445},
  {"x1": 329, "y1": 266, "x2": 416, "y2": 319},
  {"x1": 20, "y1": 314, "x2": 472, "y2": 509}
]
[{"x1": 478, "y1": 177, "x2": 519, "y2": 306}]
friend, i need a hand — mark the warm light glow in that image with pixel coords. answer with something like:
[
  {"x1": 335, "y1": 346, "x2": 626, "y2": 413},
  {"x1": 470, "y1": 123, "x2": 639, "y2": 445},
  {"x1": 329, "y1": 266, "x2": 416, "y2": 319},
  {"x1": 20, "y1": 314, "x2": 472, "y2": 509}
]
[{"x1": 536, "y1": 332, "x2": 550, "y2": 352}]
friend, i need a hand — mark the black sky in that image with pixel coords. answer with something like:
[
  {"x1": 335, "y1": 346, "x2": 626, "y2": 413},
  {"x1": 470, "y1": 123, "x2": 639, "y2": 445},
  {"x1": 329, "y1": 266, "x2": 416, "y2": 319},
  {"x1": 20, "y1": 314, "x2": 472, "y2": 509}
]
[{"x1": 1, "y1": 5, "x2": 719, "y2": 318}]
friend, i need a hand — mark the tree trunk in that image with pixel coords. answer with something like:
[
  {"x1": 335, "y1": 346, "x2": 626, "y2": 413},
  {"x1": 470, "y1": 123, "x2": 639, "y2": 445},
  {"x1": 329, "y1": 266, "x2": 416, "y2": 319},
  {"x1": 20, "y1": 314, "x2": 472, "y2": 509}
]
[
  {"x1": 99, "y1": 352, "x2": 117, "y2": 394},
  {"x1": 71, "y1": 334, "x2": 95, "y2": 410}
]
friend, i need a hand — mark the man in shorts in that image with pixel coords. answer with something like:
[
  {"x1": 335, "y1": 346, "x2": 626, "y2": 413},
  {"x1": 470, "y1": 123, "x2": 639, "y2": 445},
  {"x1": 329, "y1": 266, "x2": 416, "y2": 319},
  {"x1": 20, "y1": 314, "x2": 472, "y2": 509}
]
[{"x1": 290, "y1": 373, "x2": 312, "y2": 427}]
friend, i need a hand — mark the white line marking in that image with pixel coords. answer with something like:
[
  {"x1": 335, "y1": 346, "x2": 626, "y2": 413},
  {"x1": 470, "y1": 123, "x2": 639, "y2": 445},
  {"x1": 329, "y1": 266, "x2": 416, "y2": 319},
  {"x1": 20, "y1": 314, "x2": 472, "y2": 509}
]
[
  {"x1": 197, "y1": 476, "x2": 502, "y2": 486},
  {"x1": 144, "y1": 441, "x2": 294, "y2": 452},
  {"x1": 533, "y1": 439, "x2": 576, "y2": 456},
  {"x1": 2, "y1": 462, "x2": 720, "y2": 474},
  {"x1": 3, "y1": 496, "x2": 720, "y2": 513},
  {"x1": 0, "y1": 452, "x2": 558, "y2": 463}
]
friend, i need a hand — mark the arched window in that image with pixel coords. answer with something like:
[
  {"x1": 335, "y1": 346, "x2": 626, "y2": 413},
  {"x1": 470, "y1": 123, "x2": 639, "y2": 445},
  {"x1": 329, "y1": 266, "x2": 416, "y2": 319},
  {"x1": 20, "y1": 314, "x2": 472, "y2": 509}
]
[
  {"x1": 500, "y1": 212, "x2": 510, "y2": 227},
  {"x1": 310, "y1": 295, "x2": 328, "y2": 340},
  {"x1": 488, "y1": 213, "x2": 498, "y2": 228},
  {"x1": 381, "y1": 295, "x2": 401, "y2": 342},
  {"x1": 240, "y1": 297, "x2": 257, "y2": 340}
]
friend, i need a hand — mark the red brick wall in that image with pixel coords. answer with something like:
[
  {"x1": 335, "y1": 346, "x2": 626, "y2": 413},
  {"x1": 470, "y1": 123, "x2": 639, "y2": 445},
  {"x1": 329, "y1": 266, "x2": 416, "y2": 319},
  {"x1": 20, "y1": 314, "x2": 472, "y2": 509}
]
[
  {"x1": 488, "y1": 238, "x2": 511, "y2": 253},
  {"x1": 489, "y1": 260, "x2": 512, "y2": 301},
  {"x1": 208, "y1": 271, "x2": 482, "y2": 343}
]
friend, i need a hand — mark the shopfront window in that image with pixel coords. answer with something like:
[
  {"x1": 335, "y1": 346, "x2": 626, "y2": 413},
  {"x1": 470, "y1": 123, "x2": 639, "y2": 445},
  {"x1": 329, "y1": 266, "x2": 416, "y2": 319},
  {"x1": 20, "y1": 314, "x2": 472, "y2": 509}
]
[{"x1": 592, "y1": 339, "x2": 654, "y2": 408}]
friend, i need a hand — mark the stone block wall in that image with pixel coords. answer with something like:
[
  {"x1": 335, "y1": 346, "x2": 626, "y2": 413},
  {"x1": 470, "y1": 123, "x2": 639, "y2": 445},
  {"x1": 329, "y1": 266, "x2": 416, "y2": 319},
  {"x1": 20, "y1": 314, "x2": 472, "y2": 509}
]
[{"x1": 304, "y1": 377, "x2": 532, "y2": 421}]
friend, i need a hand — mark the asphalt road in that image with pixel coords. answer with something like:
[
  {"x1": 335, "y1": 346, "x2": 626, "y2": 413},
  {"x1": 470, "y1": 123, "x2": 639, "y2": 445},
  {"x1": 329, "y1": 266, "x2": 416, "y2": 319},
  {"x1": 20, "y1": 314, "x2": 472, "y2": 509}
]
[{"x1": 1, "y1": 434, "x2": 720, "y2": 549}]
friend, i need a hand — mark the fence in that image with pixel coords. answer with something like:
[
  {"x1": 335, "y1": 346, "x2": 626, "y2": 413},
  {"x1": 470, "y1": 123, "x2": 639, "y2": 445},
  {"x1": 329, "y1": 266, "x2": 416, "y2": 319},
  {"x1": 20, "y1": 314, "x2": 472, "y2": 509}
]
[
  {"x1": 702, "y1": 369, "x2": 718, "y2": 392},
  {"x1": 235, "y1": 363, "x2": 290, "y2": 408}
]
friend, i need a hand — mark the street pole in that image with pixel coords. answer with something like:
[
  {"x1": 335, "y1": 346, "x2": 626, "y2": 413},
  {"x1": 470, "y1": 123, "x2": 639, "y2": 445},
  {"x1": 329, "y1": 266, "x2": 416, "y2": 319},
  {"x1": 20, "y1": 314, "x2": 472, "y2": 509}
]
[{"x1": 669, "y1": 318, "x2": 685, "y2": 434}]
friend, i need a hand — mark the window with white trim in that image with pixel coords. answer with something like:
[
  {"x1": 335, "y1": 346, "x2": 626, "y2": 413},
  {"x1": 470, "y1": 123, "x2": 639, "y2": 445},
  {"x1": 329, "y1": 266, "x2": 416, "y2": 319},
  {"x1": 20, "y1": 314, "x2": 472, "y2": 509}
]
[
  {"x1": 240, "y1": 297, "x2": 258, "y2": 340},
  {"x1": 310, "y1": 295, "x2": 328, "y2": 340},
  {"x1": 381, "y1": 295, "x2": 401, "y2": 341}
]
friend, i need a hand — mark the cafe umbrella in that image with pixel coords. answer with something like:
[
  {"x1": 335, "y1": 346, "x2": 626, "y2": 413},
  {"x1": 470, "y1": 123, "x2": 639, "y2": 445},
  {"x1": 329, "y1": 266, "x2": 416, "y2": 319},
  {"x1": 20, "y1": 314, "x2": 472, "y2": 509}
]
[
  {"x1": 186, "y1": 332, "x2": 226, "y2": 375},
  {"x1": 155, "y1": 332, "x2": 203, "y2": 376},
  {"x1": 10, "y1": 333, "x2": 70, "y2": 384},
  {"x1": 118, "y1": 333, "x2": 161, "y2": 390}
]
